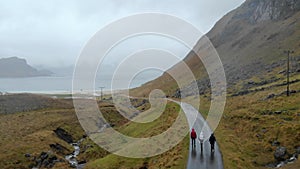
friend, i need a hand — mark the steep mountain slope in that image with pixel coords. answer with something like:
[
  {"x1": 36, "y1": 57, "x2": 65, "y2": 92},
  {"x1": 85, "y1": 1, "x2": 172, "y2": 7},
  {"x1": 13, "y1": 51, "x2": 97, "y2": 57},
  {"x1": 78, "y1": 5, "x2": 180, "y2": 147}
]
[
  {"x1": 130, "y1": 0, "x2": 300, "y2": 168},
  {"x1": 131, "y1": 0, "x2": 300, "y2": 97},
  {"x1": 206, "y1": 0, "x2": 300, "y2": 87}
]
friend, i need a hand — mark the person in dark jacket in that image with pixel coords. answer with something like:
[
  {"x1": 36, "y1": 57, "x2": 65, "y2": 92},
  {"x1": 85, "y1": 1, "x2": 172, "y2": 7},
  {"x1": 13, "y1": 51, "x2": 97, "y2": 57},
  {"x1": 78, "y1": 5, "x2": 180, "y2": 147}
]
[
  {"x1": 209, "y1": 133, "x2": 216, "y2": 152},
  {"x1": 190, "y1": 128, "x2": 197, "y2": 148}
]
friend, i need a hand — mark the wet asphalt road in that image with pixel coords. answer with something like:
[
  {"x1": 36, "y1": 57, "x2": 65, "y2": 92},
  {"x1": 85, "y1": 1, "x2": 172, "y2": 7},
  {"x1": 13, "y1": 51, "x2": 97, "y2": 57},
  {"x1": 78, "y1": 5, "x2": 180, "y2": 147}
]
[
  {"x1": 180, "y1": 102, "x2": 224, "y2": 169},
  {"x1": 122, "y1": 95, "x2": 224, "y2": 169}
]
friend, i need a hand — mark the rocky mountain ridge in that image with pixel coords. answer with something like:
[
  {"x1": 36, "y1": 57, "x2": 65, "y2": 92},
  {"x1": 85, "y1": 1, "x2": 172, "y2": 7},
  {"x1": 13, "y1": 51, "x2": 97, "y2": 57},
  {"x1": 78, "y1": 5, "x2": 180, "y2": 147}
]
[
  {"x1": 243, "y1": 0, "x2": 300, "y2": 23},
  {"x1": 132, "y1": 0, "x2": 300, "y2": 97}
]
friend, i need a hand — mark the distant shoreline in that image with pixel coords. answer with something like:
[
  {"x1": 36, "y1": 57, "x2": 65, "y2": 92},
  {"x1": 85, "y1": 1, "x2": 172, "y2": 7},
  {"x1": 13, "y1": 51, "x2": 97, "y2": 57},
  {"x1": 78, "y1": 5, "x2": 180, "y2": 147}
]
[
  {"x1": 0, "y1": 76, "x2": 145, "y2": 95},
  {"x1": 0, "y1": 89, "x2": 125, "y2": 96}
]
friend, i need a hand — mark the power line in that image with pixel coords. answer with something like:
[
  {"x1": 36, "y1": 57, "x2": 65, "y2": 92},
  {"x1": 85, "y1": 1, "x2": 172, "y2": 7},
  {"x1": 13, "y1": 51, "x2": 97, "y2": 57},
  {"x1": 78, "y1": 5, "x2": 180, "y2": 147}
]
[
  {"x1": 99, "y1": 87, "x2": 105, "y2": 100},
  {"x1": 284, "y1": 50, "x2": 294, "y2": 96}
]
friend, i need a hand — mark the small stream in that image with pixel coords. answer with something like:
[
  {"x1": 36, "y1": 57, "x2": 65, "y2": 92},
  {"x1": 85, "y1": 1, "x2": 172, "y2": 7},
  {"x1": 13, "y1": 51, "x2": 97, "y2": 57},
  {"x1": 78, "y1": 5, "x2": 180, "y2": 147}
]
[
  {"x1": 65, "y1": 139, "x2": 85, "y2": 169},
  {"x1": 267, "y1": 154, "x2": 298, "y2": 168}
]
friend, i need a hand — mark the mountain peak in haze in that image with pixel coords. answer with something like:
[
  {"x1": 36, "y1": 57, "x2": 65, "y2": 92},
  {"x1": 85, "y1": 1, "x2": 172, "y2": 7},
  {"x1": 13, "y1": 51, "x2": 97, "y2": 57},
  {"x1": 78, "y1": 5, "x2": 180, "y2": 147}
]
[{"x1": 0, "y1": 57, "x2": 52, "y2": 78}]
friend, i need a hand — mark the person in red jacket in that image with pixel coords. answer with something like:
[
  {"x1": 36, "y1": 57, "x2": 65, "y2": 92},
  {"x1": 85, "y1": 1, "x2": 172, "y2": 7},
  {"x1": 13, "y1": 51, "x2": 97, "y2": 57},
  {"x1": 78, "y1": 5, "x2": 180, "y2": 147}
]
[{"x1": 190, "y1": 128, "x2": 197, "y2": 148}]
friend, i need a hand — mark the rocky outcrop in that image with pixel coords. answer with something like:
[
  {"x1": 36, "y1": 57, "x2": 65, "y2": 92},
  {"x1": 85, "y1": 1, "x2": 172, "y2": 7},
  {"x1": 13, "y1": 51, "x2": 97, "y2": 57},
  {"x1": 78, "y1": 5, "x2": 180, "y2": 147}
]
[
  {"x1": 29, "y1": 151, "x2": 63, "y2": 169},
  {"x1": 50, "y1": 143, "x2": 69, "y2": 155},
  {"x1": 241, "y1": 0, "x2": 300, "y2": 23},
  {"x1": 274, "y1": 147, "x2": 287, "y2": 161},
  {"x1": 266, "y1": 145, "x2": 299, "y2": 168},
  {"x1": 53, "y1": 128, "x2": 73, "y2": 144},
  {"x1": 296, "y1": 147, "x2": 300, "y2": 154},
  {"x1": 131, "y1": 0, "x2": 300, "y2": 99}
]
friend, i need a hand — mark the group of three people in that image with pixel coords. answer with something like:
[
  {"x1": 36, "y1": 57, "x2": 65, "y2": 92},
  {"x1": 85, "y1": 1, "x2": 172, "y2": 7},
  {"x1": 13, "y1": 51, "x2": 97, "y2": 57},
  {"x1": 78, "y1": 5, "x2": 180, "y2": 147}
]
[{"x1": 191, "y1": 128, "x2": 216, "y2": 152}]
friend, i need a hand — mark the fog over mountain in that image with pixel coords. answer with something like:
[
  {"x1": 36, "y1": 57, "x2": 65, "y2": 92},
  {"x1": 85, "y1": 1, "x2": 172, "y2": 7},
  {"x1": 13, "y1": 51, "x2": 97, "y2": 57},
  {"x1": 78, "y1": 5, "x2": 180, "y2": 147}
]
[
  {"x1": 0, "y1": 57, "x2": 52, "y2": 78},
  {"x1": 0, "y1": 0, "x2": 245, "y2": 68}
]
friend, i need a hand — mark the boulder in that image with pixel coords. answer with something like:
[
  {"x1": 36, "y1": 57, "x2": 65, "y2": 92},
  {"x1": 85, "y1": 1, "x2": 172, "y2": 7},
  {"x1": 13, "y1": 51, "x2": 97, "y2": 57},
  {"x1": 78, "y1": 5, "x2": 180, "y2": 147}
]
[
  {"x1": 296, "y1": 146, "x2": 300, "y2": 155},
  {"x1": 78, "y1": 160, "x2": 86, "y2": 165},
  {"x1": 266, "y1": 93, "x2": 275, "y2": 99},
  {"x1": 272, "y1": 140, "x2": 280, "y2": 146},
  {"x1": 266, "y1": 162, "x2": 277, "y2": 168},
  {"x1": 50, "y1": 143, "x2": 68, "y2": 154},
  {"x1": 40, "y1": 152, "x2": 48, "y2": 160},
  {"x1": 54, "y1": 127, "x2": 73, "y2": 143},
  {"x1": 274, "y1": 146, "x2": 287, "y2": 161},
  {"x1": 35, "y1": 152, "x2": 59, "y2": 168},
  {"x1": 25, "y1": 153, "x2": 31, "y2": 158}
]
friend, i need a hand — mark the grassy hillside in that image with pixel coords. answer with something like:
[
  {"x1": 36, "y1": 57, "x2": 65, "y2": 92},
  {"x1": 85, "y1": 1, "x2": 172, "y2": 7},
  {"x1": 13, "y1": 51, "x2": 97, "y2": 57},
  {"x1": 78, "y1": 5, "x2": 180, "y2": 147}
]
[
  {"x1": 0, "y1": 96, "x2": 190, "y2": 169},
  {"x1": 130, "y1": 0, "x2": 300, "y2": 168},
  {"x1": 1, "y1": 1, "x2": 299, "y2": 169},
  {"x1": 216, "y1": 76, "x2": 300, "y2": 168},
  {"x1": 0, "y1": 94, "x2": 73, "y2": 114},
  {"x1": 85, "y1": 101, "x2": 189, "y2": 169},
  {"x1": 131, "y1": 1, "x2": 300, "y2": 98},
  {"x1": 0, "y1": 104, "x2": 82, "y2": 169}
]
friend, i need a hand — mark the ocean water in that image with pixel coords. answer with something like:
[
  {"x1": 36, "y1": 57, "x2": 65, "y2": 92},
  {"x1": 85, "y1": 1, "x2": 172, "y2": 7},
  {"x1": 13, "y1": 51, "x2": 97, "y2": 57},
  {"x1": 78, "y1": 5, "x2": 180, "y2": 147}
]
[{"x1": 0, "y1": 76, "x2": 155, "y2": 94}]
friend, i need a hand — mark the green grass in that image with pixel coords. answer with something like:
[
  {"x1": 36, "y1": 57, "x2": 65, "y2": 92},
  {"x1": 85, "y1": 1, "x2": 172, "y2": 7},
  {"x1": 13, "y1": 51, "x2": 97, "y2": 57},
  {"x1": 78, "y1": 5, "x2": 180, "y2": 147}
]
[
  {"x1": 86, "y1": 136, "x2": 189, "y2": 169},
  {"x1": 0, "y1": 96, "x2": 190, "y2": 169},
  {"x1": 85, "y1": 102, "x2": 189, "y2": 169},
  {"x1": 119, "y1": 102, "x2": 178, "y2": 137},
  {"x1": 214, "y1": 74, "x2": 300, "y2": 169},
  {"x1": 1, "y1": 52, "x2": 299, "y2": 169},
  {"x1": 0, "y1": 108, "x2": 80, "y2": 169}
]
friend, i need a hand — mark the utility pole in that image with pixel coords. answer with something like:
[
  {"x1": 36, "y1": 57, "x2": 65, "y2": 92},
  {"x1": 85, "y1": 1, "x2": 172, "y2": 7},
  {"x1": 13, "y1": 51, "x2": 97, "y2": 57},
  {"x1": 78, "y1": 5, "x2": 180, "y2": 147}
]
[
  {"x1": 284, "y1": 50, "x2": 294, "y2": 96},
  {"x1": 99, "y1": 87, "x2": 105, "y2": 100}
]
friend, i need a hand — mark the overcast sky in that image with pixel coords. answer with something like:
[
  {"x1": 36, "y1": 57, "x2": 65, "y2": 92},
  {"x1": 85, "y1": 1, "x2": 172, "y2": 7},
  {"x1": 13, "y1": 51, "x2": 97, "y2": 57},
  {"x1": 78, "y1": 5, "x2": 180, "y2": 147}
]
[{"x1": 0, "y1": 0, "x2": 245, "y2": 68}]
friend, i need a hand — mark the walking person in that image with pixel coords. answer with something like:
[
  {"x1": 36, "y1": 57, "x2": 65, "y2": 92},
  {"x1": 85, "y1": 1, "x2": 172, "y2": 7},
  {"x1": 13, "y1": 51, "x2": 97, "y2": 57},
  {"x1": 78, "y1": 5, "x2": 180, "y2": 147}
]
[
  {"x1": 190, "y1": 128, "x2": 197, "y2": 148},
  {"x1": 209, "y1": 133, "x2": 216, "y2": 152},
  {"x1": 198, "y1": 131, "x2": 204, "y2": 152}
]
